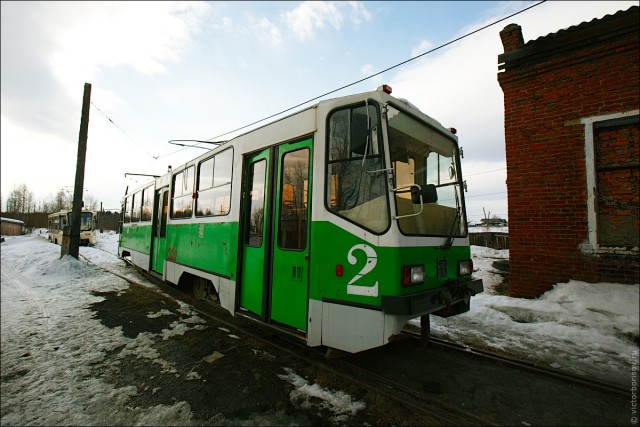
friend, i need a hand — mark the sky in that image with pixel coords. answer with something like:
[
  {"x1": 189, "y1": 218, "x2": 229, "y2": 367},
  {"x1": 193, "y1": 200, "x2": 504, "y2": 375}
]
[
  {"x1": 1, "y1": 230, "x2": 637, "y2": 425},
  {"x1": 1, "y1": 1, "x2": 637, "y2": 220}
]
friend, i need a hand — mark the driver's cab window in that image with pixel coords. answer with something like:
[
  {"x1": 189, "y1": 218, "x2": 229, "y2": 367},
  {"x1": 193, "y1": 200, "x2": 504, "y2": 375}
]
[{"x1": 325, "y1": 102, "x2": 389, "y2": 233}]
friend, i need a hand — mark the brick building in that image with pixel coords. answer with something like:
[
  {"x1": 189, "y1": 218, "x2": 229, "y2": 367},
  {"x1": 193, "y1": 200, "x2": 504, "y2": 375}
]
[{"x1": 497, "y1": 6, "x2": 639, "y2": 298}]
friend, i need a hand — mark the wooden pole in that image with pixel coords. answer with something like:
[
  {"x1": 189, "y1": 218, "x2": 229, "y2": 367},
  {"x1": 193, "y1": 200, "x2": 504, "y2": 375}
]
[{"x1": 63, "y1": 83, "x2": 91, "y2": 259}]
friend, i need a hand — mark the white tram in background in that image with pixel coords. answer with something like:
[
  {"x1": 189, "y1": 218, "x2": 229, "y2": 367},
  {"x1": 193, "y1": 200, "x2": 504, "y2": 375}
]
[{"x1": 48, "y1": 209, "x2": 97, "y2": 246}]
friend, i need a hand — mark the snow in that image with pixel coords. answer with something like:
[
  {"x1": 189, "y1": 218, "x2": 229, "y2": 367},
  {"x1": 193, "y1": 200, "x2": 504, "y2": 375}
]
[
  {"x1": 277, "y1": 367, "x2": 366, "y2": 424},
  {"x1": 1, "y1": 230, "x2": 638, "y2": 425},
  {"x1": 416, "y1": 246, "x2": 639, "y2": 385}
]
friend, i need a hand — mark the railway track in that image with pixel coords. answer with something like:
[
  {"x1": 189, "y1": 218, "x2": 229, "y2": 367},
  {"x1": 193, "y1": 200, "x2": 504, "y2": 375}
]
[
  {"x1": 412, "y1": 331, "x2": 628, "y2": 397},
  {"x1": 81, "y1": 250, "x2": 629, "y2": 426},
  {"x1": 82, "y1": 252, "x2": 492, "y2": 425}
]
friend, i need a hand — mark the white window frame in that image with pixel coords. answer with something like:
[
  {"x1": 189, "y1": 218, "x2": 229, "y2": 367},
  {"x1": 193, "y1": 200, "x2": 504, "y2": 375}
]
[{"x1": 579, "y1": 109, "x2": 639, "y2": 254}]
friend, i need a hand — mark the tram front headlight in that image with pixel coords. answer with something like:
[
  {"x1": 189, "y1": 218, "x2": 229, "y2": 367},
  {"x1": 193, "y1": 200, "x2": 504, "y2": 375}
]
[
  {"x1": 401, "y1": 265, "x2": 424, "y2": 287},
  {"x1": 458, "y1": 259, "x2": 473, "y2": 276}
]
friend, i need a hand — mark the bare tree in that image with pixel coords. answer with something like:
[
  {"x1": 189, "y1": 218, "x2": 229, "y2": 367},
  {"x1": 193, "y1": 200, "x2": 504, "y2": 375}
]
[
  {"x1": 5, "y1": 184, "x2": 35, "y2": 217},
  {"x1": 83, "y1": 193, "x2": 99, "y2": 211}
]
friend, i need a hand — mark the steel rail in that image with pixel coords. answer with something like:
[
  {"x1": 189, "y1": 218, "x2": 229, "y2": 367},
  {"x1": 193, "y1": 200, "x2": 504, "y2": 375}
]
[
  {"x1": 83, "y1": 253, "x2": 493, "y2": 426},
  {"x1": 402, "y1": 329, "x2": 628, "y2": 397}
]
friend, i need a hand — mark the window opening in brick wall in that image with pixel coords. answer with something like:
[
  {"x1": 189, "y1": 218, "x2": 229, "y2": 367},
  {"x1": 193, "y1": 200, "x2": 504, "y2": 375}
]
[
  {"x1": 594, "y1": 119, "x2": 639, "y2": 248},
  {"x1": 581, "y1": 111, "x2": 639, "y2": 253}
]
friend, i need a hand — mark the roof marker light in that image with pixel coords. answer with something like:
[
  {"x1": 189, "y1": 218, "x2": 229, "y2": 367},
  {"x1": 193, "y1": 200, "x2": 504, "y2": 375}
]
[
  {"x1": 377, "y1": 84, "x2": 392, "y2": 94},
  {"x1": 449, "y1": 127, "x2": 457, "y2": 135}
]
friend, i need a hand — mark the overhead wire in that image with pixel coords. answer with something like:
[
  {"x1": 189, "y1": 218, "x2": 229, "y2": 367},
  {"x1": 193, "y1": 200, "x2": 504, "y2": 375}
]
[
  {"x1": 465, "y1": 167, "x2": 506, "y2": 177},
  {"x1": 158, "y1": 0, "x2": 547, "y2": 158},
  {"x1": 90, "y1": 102, "x2": 159, "y2": 160}
]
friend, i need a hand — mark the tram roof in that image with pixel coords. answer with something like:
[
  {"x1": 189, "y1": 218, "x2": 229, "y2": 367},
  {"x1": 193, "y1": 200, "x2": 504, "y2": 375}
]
[{"x1": 124, "y1": 86, "x2": 454, "y2": 197}]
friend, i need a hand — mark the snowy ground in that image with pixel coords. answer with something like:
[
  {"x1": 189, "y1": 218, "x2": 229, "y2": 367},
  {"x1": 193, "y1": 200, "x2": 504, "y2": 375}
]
[
  {"x1": 1, "y1": 230, "x2": 638, "y2": 425},
  {"x1": 421, "y1": 245, "x2": 638, "y2": 387}
]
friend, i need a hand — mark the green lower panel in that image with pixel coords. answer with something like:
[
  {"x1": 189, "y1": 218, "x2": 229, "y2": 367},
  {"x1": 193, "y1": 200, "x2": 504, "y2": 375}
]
[
  {"x1": 120, "y1": 224, "x2": 153, "y2": 255},
  {"x1": 239, "y1": 246, "x2": 264, "y2": 315},
  {"x1": 309, "y1": 221, "x2": 472, "y2": 306},
  {"x1": 152, "y1": 237, "x2": 166, "y2": 274},
  {"x1": 165, "y1": 221, "x2": 239, "y2": 278},
  {"x1": 270, "y1": 248, "x2": 308, "y2": 331}
]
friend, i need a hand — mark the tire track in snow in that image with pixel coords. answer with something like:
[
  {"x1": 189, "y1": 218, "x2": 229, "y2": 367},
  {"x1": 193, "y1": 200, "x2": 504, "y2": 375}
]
[{"x1": 1, "y1": 264, "x2": 51, "y2": 332}]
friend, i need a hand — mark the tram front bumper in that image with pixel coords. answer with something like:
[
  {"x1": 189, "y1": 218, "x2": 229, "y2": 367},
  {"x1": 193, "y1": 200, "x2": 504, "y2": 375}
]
[{"x1": 381, "y1": 279, "x2": 483, "y2": 318}]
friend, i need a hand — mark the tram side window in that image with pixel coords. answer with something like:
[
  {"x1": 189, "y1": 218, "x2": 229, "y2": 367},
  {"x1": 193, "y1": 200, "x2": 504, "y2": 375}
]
[
  {"x1": 171, "y1": 166, "x2": 194, "y2": 219},
  {"x1": 196, "y1": 149, "x2": 233, "y2": 216},
  {"x1": 278, "y1": 148, "x2": 309, "y2": 250},
  {"x1": 246, "y1": 160, "x2": 266, "y2": 247},
  {"x1": 131, "y1": 192, "x2": 141, "y2": 222},
  {"x1": 326, "y1": 104, "x2": 389, "y2": 233},
  {"x1": 123, "y1": 196, "x2": 131, "y2": 223},
  {"x1": 141, "y1": 187, "x2": 153, "y2": 222}
]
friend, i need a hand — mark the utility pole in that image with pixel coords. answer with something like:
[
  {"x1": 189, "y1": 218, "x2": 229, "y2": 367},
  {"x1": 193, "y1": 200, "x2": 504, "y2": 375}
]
[{"x1": 62, "y1": 83, "x2": 91, "y2": 259}]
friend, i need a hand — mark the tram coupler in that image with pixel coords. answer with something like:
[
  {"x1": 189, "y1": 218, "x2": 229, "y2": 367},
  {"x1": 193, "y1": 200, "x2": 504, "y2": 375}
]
[{"x1": 420, "y1": 314, "x2": 431, "y2": 345}]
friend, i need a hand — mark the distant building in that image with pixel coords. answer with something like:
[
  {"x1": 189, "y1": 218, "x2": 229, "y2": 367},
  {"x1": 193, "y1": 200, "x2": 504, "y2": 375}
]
[
  {"x1": 480, "y1": 218, "x2": 508, "y2": 227},
  {"x1": 498, "y1": 6, "x2": 639, "y2": 298},
  {"x1": 1, "y1": 217, "x2": 25, "y2": 236}
]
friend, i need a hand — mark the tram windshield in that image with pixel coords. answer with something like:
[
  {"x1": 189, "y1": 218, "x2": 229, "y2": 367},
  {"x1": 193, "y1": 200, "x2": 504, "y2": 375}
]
[
  {"x1": 387, "y1": 105, "x2": 466, "y2": 237},
  {"x1": 81, "y1": 212, "x2": 94, "y2": 231},
  {"x1": 67, "y1": 211, "x2": 95, "y2": 231}
]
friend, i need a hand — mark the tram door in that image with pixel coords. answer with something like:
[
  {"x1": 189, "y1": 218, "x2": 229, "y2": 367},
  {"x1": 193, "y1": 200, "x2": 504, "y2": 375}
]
[
  {"x1": 151, "y1": 187, "x2": 169, "y2": 274},
  {"x1": 240, "y1": 139, "x2": 312, "y2": 332}
]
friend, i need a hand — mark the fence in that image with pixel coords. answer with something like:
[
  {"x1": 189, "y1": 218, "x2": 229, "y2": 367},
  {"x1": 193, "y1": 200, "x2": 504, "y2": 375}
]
[{"x1": 469, "y1": 232, "x2": 509, "y2": 250}]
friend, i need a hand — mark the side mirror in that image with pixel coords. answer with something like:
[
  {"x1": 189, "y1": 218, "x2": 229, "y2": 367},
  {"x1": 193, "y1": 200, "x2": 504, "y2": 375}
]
[{"x1": 411, "y1": 184, "x2": 437, "y2": 204}]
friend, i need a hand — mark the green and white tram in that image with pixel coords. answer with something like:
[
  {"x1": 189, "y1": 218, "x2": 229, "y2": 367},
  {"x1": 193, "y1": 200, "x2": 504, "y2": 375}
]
[{"x1": 118, "y1": 85, "x2": 483, "y2": 353}]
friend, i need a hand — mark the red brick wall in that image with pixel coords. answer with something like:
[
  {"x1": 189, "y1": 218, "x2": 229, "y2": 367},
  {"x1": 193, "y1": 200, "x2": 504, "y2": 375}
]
[{"x1": 498, "y1": 13, "x2": 639, "y2": 298}]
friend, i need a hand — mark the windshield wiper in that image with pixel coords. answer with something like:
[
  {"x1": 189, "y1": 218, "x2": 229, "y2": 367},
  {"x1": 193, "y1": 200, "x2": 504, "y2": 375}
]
[
  {"x1": 440, "y1": 209, "x2": 460, "y2": 249},
  {"x1": 440, "y1": 184, "x2": 462, "y2": 249}
]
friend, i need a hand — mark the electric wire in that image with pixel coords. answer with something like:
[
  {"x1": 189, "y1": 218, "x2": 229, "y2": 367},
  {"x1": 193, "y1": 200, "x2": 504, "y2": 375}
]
[
  {"x1": 465, "y1": 167, "x2": 506, "y2": 177},
  {"x1": 159, "y1": 0, "x2": 547, "y2": 158},
  {"x1": 466, "y1": 191, "x2": 507, "y2": 198},
  {"x1": 90, "y1": 102, "x2": 159, "y2": 160}
]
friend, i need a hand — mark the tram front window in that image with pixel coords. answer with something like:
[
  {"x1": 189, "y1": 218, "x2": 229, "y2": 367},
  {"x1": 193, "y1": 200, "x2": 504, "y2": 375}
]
[
  {"x1": 326, "y1": 104, "x2": 390, "y2": 234},
  {"x1": 80, "y1": 212, "x2": 94, "y2": 231},
  {"x1": 387, "y1": 105, "x2": 466, "y2": 237}
]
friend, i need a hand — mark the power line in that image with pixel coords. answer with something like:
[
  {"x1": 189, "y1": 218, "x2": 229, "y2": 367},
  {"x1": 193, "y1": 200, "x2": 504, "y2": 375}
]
[
  {"x1": 160, "y1": 0, "x2": 546, "y2": 158},
  {"x1": 465, "y1": 167, "x2": 506, "y2": 177},
  {"x1": 466, "y1": 191, "x2": 507, "y2": 198},
  {"x1": 91, "y1": 102, "x2": 159, "y2": 160},
  {"x1": 160, "y1": 3, "x2": 549, "y2": 158}
]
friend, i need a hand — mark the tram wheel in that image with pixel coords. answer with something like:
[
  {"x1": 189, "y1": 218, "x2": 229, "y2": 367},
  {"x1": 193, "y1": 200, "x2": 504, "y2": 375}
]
[
  {"x1": 193, "y1": 278, "x2": 207, "y2": 300},
  {"x1": 193, "y1": 277, "x2": 219, "y2": 303}
]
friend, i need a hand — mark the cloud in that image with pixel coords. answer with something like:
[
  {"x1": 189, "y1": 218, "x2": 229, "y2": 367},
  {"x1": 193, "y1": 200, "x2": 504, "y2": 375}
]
[
  {"x1": 47, "y1": 2, "x2": 209, "y2": 86},
  {"x1": 1, "y1": 2, "x2": 208, "y2": 140},
  {"x1": 250, "y1": 16, "x2": 284, "y2": 47},
  {"x1": 0, "y1": 1, "x2": 210, "y2": 206},
  {"x1": 388, "y1": 0, "x2": 636, "y2": 220},
  {"x1": 214, "y1": 16, "x2": 233, "y2": 31},
  {"x1": 0, "y1": 3, "x2": 78, "y2": 138},
  {"x1": 391, "y1": 0, "x2": 636, "y2": 163},
  {"x1": 346, "y1": 1, "x2": 372, "y2": 25},
  {"x1": 282, "y1": 1, "x2": 370, "y2": 41},
  {"x1": 360, "y1": 63, "x2": 383, "y2": 87},
  {"x1": 411, "y1": 40, "x2": 434, "y2": 58}
]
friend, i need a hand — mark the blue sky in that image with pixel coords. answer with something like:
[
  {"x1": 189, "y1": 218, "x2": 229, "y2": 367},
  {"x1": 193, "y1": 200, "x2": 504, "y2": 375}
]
[{"x1": 1, "y1": 1, "x2": 636, "y2": 221}]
